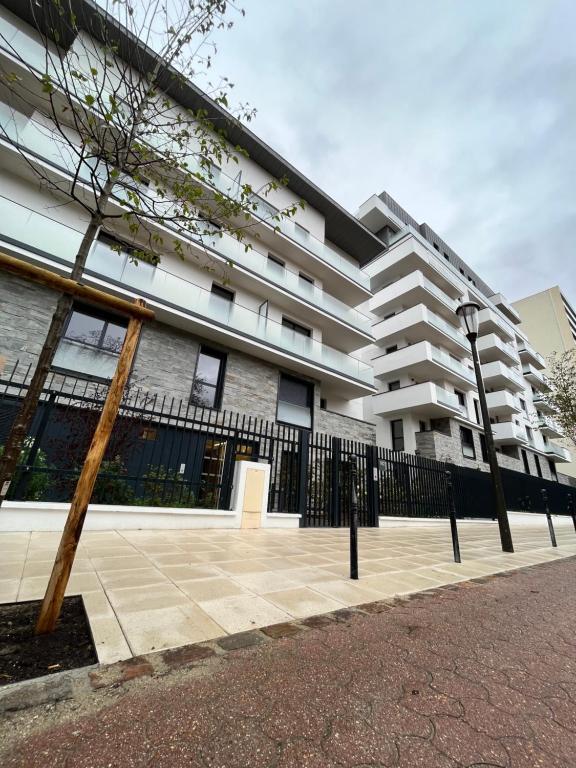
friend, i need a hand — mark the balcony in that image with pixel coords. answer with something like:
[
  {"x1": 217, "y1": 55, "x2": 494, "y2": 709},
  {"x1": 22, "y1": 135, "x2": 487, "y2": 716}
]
[
  {"x1": 518, "y1": 342, "x2": 545, "y2": 370},
  {"x1": 489, "y1": 292, "x2": 522, "y2": 325},
  {"x1": 476, "y1": 333, "x2": 519, "y2": 366},
  {"x1": 372, "y1": 304, "x2": 468, "y2": 355},
  {"x1": 481, "y1": 361, "x2": 526, "y2": 393},
  {"x1": 485, "y1": 391, "x2": 522, "y2": 417},
  {"x1": 532, "y1": 393, "x2": 556, "y2": 414},
  {"x1": 370, "y1": 270, "x2": 458, "y2": 320},
  {"x1": 371, "y1": 382, "x2": 462, "y2": 418},
  {"x1": 477, "y1": 307, "x2": 515, "y2": 343},
  {"x1": 364, "y1": 233, "x2": 464, "y2": 298},
  {"x1": 492, "y1": 422, "x2": 528, "y2": 445},
  {"x1": 0, "y1": 198, "x2": 373, "y2": 393},
  {"x1": 373, "y1": 341, "x2": 476, "y2": 390},
  {"x1": 0, "y1": 103, "x2": 371, "y2": 300},
  {"x1": 522, "y1": 363, "x2": 549, "y2": 391},
  {"x1": 538, "y1": 416, "x2": 563, "y2": 438},
  {"x1": 544, "y1": 442, "x2": 571, "y2": 462}
]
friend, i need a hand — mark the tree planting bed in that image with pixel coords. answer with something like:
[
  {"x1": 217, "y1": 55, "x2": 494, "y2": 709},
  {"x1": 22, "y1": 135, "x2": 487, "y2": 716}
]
[{"x1": 0, "y1": 596, "x2": 98, "y2": 686}]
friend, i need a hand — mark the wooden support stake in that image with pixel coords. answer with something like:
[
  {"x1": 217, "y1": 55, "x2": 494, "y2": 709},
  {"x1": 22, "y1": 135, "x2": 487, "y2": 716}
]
[{"x1": 35, "y1": 299, "x2": 146, "y2": 635}]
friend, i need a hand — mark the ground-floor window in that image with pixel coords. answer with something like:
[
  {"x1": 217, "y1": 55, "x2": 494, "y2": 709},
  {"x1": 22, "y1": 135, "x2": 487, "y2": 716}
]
[
  {"x1": 390, "y1": 419, "x2": 404, "y2": 452},
  {"x1": 548, "y1": 459, "x2": 558, "y2": 481},
  {"x1": 460, "y1": 426, "x2": 475, "y2": 459},
  {"x1": 193, "y1": 346, "x2": 227, "y2": 408},
  {"x1": 277, "y1": 373, "x2": 313, "y2": 429}
]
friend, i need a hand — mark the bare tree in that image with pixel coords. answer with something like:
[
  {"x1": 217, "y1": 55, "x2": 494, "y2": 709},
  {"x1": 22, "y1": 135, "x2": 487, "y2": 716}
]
[
  {"x1": 543, "y1": 350, "x2": 576, "y2": 448},
  {"x1": 0, "y1": 0, "x2": 299, "y2": 504}
]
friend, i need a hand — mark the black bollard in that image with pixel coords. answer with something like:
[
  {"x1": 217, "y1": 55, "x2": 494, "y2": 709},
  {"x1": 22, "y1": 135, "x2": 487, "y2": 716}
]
[
  {"x1": 445, "y1": 471, "x2": 461, "y2": 563},
  {"x1": 541, "y1": 489, "x2": 557, "y2": 548},
  {"x1": 568, "y1": 494, "x2": 576, "y2": 534},
  {"x1": 349, "y1": 455, "x2": 359, "y2": 580}
]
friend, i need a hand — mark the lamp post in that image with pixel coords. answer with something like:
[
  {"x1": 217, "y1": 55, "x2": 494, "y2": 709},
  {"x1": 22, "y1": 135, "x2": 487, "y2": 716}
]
[{"x1": 456, "y1": 302, "x2": 514, "y2": 552}]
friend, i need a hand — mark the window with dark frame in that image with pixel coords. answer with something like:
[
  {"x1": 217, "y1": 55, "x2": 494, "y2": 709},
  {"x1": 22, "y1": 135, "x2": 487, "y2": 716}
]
[
  {"x1": 298, "y1": 272, "x2": 314, "y2": 286},
  {"x1": 390, "y1": 419, "x2": 404, "y2": 452},
  {"x1": 479, "y1": 433, "x2": 488, "y2": 462},
  {"x1": 282, "y1": 317, "x2": 312, "y2": 338},
  {"x1": 385, "y1": 345, "x2": 398, "y2": 355},
  {"x1": 473, "y1": 400, "x2": 481, "y2": 424},
  {"x1": 267, "y1": 253, "x2": 285, "y2": 271},
  {"x1": 62, "y1": 306, "x2": 127, "y2": 354},
  {"x1": 534, "y1": 454, "x2": 543, "y2": 478},
  {"x1": 192, "y1": 346, "x2": 227, "y2": 409},
  {"x1": 548, "y1": 459, "x2": 558, "y2": 481},
  {"x1": 521, "y1": 449, "x2": 530, "y2": 474},
  {"x1": 460, "y1": 426, "x2": 475, "y2": 459},
  {"x1": 211, "y1": 283, "x2": 235, "y2": 303},
  {"x1": 277, "y1": 373, "x2": 313, "y2": 429},
  {"x1": 388, "y1": 380, "x2": 401, "y2": 392}
]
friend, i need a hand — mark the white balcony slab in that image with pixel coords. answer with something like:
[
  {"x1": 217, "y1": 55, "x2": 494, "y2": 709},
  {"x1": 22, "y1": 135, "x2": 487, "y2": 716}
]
[
  {"x1": 481, "y1": 361, "x2": 526, "y2": 393},
  {"x1": 372, "y1": 303, "x2": 468, "y2": 355},
  {"x1": 486, "y1": 391, "x2": 522, "y2": 417},
  {"x1": 544, "y1": 442, "x2": 571, "y2": 462},
  {"x1": 373, "y1": 341, "x2": 476, "y2": 390},
  {"x1": 477, "y1": 333, "x2": 519, "y2": 366},
  {"x1": 369, "y1": 271, "x2": 459, "y2": 320},
  {"x1": 371, "y1": 382, "x2": 462, "y2": 418},
  {"x1": 492, "y1": 421, "x2": 528, "y2": 445},
  {"x1": 477, "y1": 307, "x2": 515, "y2": 343}
]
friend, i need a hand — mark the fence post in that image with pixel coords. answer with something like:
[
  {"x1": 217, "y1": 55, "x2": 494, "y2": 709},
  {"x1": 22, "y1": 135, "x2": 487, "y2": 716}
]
[
  {"x1": 568, "y1": 494, "x2": 576, "y2": 533},
  {"x1": 10, "y1": 391, "x2": 57, "y2": 501},
  {"x1": 541, "y1": 489, "x2": 557, "y2": 548},
  {"x1": 297, "y1": 429, "x2": 310, "y2": 527},
  {"x1": 330, "y1": 436, "x2": 341, "y2": 527},
  {"x1": 366, "y1": 444, "x2": 380, "y2": 527},
  {"x1": 349, "y1": 455, "x2": 359, "y2": 579},
  {"x1": 445, "y1": 471, "x2": 461, "y2": 563}
]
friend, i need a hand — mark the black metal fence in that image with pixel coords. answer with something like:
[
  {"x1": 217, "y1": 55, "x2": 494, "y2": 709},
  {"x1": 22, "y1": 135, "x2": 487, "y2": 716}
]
[{"x1": 2, "y1": 362, "x2": 575, "y2": 526}]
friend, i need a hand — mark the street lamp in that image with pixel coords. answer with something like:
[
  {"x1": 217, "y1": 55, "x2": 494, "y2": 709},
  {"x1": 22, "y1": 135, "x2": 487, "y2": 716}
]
[{"x1": 456, "y1": 301, "x2": 514, "y2": 552}]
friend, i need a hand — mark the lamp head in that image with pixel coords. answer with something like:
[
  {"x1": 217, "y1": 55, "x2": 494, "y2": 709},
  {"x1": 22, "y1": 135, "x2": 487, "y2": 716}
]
[{"x1": 456, "y1": 301, "x2": 481, "y2": 341}]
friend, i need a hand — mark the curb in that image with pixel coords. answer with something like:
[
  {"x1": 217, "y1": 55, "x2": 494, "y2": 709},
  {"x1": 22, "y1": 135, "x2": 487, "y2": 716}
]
[{"x1": 1, "y1": 555, "x2": 572, "y2": 715}]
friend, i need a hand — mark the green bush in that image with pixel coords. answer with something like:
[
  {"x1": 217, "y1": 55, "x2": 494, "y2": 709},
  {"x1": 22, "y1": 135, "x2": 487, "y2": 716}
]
[
  {"x1": 137, "y1": 465, "x2": 197, "y2": 508},
  {"x1": 91, "y1": 457, "x2": 135, "y2": 505},
  {"x1": 0, "y1": 440, "x2": 54, "y2": 501}
]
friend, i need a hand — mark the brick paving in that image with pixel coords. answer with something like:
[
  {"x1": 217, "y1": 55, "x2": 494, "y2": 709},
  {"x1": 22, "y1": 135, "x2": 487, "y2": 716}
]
[{"x1": 2, "y1": 557, "x2": 576, "y2": 767}]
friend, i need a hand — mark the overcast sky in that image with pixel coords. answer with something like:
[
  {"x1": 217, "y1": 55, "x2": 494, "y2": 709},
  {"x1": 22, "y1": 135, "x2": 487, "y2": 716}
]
[{"x1": 208, "y1": 0, "x2": 576, "y2": 302}]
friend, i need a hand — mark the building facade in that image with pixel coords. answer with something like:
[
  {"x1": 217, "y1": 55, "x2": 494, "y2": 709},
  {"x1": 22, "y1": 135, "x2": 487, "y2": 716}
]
[
  {"x1": 356, "y1": 192, "x2": 572, "y2": 482},
  {"x1": 512, "y1": 286, "x2": 576, "y2": 479},
  {"x1": 0, "y1": 1, "x2": 380, "y2": 449}
]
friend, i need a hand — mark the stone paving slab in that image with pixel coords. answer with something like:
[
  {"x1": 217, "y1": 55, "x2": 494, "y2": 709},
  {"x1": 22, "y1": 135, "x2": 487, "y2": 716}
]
[
  {"x1": 1, "y1": 517, "x2": 576, "y2": 664},
  {"x1": 1, "y1": 556, "x2": 576, "y2": 766}
]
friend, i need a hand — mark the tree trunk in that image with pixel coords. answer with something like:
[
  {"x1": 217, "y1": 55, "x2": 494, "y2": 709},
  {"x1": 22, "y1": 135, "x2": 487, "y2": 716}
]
[{"x1": 0, "y1": 198, "x2": 109, "y2": 507}]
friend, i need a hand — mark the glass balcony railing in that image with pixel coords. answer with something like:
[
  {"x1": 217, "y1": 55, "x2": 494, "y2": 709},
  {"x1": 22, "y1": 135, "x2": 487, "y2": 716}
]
[
  {"x1": 428, "y1": 311, "x2": 467, "y2": 347},
  {"x1": 0, "y1": 102, "x2": 370, "y2": 290},
  {"x1": 431, "y1": 347, "x2": 476, "y2": 384},
  {"x1": 86, "y1": 241, "x2": 373, "y2": 385},
  {"x1": 421, "y1": 276, "x2": 458, "y2": 310},
  {"x1": 0, "y1": 197, "x2": 373, "y2": 385},
  {"x1": 545, "y1": 442, "x2": 571, "y2": 461},
  {"x1": 0, "y1": 183, "x2": 371, "y2": 333},
  {"x1": 434, "y1": 385, "x2": 460, "y2": 409}
]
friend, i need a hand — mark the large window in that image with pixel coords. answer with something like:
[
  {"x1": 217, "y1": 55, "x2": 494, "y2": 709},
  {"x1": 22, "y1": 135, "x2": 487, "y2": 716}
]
[
  {"x1": 52, "y1": 306, "x2": 127, "y2": 380},
  {"x1": 193, "y1": 346, "x2": 227, "y2": 408},
  {"x1": 277, "y1": 373, "x2": 313, "y2": 429},
  {"x1": 460, "y1": 427, "x2": 476, "y2": 459},
  {"x1": 390, "y1": 419, "x2": 404, "y2": 452}
]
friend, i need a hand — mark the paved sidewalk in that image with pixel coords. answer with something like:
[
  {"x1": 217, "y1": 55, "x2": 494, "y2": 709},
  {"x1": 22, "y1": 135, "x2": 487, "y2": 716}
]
[
  {"x1": 1, "y1": 516, "x2": 575, "y2": 663},
  {"x1": 2, "y1": 556, "x2": 576, "y2": 767}
]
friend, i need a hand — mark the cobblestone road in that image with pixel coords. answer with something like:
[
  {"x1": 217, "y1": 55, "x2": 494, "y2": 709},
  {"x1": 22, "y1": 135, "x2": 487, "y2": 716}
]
[{"x1": 3, "y1": 558, "x2": 576, "y2": 767}]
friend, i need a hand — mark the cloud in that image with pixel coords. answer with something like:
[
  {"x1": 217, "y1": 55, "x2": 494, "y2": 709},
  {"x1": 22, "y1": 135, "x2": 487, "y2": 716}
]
[{"x1": 209, "y1": 0, "x2": 576, "y2": 302}]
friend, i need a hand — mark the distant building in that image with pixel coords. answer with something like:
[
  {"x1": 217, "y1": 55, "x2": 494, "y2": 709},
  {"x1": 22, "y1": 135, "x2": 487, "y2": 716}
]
[{"x1": 512, "y1": 286, "x2": 576, "y2": 479}]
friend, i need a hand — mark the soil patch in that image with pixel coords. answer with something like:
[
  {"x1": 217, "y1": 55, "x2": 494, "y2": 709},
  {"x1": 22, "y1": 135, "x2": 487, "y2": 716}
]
[{"x1": 0, "y1": 596, "x2": 98, "y2": 686}]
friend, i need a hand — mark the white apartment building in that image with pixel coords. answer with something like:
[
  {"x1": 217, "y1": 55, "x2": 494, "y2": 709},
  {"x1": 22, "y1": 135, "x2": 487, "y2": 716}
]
[
  {"x1": 356, "y1": 192, "x2": 571, "y2": 482},
  {"x1": 0, "y1": 0, "x2": 381, "y2": 449}
]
